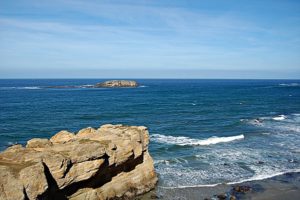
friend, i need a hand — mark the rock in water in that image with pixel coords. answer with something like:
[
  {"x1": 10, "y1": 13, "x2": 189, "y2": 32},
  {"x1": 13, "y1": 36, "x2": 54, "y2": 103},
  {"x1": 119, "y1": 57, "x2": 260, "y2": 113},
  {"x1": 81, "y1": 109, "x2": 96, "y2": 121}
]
[
  {"x1": 0, "y1": 124, "x2": 157, "y2": 200},
  {"x1": 94, "y1": 80, "x2": 138, "y2": 88}
]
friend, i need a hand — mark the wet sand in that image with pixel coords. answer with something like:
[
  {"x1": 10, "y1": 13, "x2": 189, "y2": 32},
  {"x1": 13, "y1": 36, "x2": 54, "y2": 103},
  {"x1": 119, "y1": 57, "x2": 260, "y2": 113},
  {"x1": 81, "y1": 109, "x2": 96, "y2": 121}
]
[{"x1": 138, "y1": 172, "x2": 300, "y2": 200}]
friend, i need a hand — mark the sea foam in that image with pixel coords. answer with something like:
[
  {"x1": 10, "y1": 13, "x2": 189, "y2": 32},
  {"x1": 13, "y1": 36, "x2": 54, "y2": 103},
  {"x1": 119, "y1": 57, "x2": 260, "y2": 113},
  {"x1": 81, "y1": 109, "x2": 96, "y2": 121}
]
[
  {"x1": 151, "y1": 134, "x2": 244, "y2": 146},
  {"x1": 22, "y1": 86, "x2": 41, "y2": 89},
  {"x1": 279, "y1": 83, "x2": 300, "y2": 87},
  {"x1": 272, "y1": 114, "x2": 286, "y2": 121},
  {"x1": 158, "y1": 168, "x2": 300, "y2": 189}
]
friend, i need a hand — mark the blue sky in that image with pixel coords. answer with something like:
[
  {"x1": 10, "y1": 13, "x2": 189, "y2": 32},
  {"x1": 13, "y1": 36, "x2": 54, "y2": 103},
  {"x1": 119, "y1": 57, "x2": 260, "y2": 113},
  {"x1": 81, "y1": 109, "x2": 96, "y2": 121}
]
[{"x1": 0, "y1": 0, "x2": 299, "y2": 78}]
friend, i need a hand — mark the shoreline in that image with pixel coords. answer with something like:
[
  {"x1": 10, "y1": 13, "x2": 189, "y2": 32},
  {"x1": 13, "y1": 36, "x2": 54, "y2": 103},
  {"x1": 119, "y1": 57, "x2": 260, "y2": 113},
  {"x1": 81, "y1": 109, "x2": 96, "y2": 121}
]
[{"x1": 139, "y1": 171, "x2": 300, "y2": 200}]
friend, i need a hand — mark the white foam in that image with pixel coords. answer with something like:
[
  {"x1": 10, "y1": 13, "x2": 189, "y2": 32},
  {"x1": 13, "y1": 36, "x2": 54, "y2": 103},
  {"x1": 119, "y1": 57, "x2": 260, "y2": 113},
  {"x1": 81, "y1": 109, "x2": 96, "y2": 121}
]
[
  {"x1": 151, "y1": 134, "x2": 244, "y2": 146},
  {"x1": 80, "y1": 84, "x2": 94, "y2": 88},
  {"x1": 228, "y1": 168, "x2": 300, "y2": 185},
  {"x1": 158, "y1": 168, "x2": 300, "y2": 189},
  {"x1": 23, "y1": 86, "x2": 41, "y2": 89},
  {"x1": 273, "y1": 115, "x2": 286, "y2": 121},
  {"x1": 248, "y1": 114, "x2": 300, "y2": 133},
  {"x1": 0, "y1": 86, "x2": 41, "y2": 90},
  {"x1": 7, "y1": 142, "x2": 15, "y2": 145},
  {"x1": 279, "y1": 83, "x2": 300, "y2": 87},
  {"x1": 279, "y1": 125, "x2": 300, "y2": 133}
]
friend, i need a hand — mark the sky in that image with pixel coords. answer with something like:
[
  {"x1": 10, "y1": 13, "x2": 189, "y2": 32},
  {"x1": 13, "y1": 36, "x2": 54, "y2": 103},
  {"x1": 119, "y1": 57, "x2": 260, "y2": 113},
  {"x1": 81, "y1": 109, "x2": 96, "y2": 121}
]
[{"x1": 0, "y1": 0, "x2": 299, "y2": 79}]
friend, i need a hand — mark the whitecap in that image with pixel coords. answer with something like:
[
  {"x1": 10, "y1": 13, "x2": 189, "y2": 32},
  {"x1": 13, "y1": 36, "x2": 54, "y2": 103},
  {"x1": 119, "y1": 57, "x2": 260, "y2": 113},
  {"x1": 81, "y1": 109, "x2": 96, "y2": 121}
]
[
  {"x1": 154, "y1": 160, "x2": 167, "y2": 164},
  {"x1": 279, "y1": 83, "x2": 300, "y2": 87},
  {"x1": 2, "y1": 86, "x2": 41, "y2": 90},
  {"x1": 22, "y1": 86, "x2": 41, "y2": 90},
  {"x1": 80, "y1": 84, "x2": 94, "y2": 88},
  {"x1": 228, "y1": 168, "x2": 300, "y2": 185},
  {"x1": 273, "y1": 115, "x2": 286, "y2": 121},
  {"x1": 151, "y1": 134, "x2": 244, "y2": 146}
]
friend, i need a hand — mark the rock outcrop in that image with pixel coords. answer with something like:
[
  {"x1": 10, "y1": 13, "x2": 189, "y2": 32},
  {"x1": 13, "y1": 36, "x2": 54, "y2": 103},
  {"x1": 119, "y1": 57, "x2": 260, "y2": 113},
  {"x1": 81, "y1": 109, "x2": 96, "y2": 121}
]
[
  {"x1": 0, "y1": 124, "x2": 157, "y2": 200},
  {"x1": 94, "y1": 80, "x2": 138, "y2": 88}
]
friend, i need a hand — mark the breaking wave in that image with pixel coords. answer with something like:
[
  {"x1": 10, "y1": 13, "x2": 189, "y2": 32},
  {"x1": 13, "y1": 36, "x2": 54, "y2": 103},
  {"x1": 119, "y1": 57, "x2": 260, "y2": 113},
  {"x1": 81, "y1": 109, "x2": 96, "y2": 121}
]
[
  {"x1": 247, "y1": 113, "x2": 300, "y2": 133},
  {"x1": 0, "y1": 86, "x2": 41, "y2": 90},
  {"x1": 279, "y1": 83, "x2": 300, "y2": 87},
  {"x1": 159, "y1": 168, "x2": 300, "y2": 189},
  {"x1": 272, "y1": 114, "x2": 287, "y2": 121},
  {"x1": 151, "y1": 134, "x2": 244, "y2": 146}
]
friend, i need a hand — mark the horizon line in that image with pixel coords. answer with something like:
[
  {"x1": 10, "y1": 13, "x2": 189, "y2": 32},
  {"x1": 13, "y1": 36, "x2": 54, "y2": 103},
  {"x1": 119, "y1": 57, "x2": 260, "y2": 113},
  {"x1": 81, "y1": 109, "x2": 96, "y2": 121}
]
[{"x1": 0, "y1": 78, "x2": 299, "y2": 80}]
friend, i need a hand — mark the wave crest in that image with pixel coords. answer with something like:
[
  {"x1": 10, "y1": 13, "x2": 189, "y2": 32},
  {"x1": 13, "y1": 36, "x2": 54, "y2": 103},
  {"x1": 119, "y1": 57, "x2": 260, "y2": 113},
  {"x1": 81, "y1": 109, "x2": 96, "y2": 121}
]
[
  {"x1": 279, "y1": 83, "x2": 300, "y2": 87},
  {"x1": 151, "y1": 134, "x2": 244, "y2": 146},
  {"x1": 272, "y1": 114, "x2": 287, "y2": 121}
]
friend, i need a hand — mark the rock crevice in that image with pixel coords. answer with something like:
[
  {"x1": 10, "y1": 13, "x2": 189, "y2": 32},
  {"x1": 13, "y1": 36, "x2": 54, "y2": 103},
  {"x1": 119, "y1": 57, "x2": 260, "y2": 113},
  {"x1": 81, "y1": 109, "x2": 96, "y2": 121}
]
[{"x1": 0, "y1": 124, "x2": 157, "y2": 200}]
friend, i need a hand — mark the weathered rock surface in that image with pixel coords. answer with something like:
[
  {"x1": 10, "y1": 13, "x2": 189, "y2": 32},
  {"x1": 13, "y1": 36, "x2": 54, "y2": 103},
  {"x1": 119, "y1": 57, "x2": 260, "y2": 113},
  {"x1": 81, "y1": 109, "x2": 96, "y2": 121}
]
[
  {"x1": 0, "y1": 124, "x2": 157, "y2": 200},
  {"x1": 94, "y1": 80, "x2": 138, "y2": 88}
]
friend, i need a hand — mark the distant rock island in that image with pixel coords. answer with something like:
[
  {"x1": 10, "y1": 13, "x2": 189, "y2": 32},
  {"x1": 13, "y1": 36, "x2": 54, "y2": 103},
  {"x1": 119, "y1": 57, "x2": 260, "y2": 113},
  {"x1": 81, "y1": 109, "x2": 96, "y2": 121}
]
[
  {"x1": 46, "y1": 80, "x2": 139, "y2": 89},
  {"x1": 95, "y1": 80, "x2": 138, "y2": 88},
  {"x1": 0, "y1": 124, "x2": 157, "y2": 200}
]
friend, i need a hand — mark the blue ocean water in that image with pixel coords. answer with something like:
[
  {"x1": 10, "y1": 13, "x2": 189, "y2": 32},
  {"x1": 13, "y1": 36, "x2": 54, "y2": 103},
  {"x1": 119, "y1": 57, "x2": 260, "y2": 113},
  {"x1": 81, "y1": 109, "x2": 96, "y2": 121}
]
[{"x1": 0, "y1": 79, "x2": 300, "y2": 187}]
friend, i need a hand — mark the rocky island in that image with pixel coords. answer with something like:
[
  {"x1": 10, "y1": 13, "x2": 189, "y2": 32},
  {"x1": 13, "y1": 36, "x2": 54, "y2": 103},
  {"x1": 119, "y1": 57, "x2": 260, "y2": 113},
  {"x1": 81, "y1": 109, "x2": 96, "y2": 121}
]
[
  {"x1": 94, "y1": 80, "x2": 138, "y2": 88},
  {"x1": 0, "y1": 124, "x2": 157, "y2": 200},
  {"x1": 46, "y1": 80, "x2": 139, "y2": 89}
]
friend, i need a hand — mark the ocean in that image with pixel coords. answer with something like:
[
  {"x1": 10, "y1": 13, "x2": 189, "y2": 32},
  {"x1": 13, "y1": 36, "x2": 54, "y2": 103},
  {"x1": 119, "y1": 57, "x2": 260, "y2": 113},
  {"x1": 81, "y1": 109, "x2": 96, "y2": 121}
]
[{"x1": 0, "y1": 79, "x2": 299, "y2": 189}]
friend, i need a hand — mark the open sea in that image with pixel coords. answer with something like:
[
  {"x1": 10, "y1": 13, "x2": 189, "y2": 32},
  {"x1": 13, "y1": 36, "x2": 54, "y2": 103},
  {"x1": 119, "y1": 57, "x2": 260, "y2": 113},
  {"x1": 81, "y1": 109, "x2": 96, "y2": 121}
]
[{"x1": 0, "y1": 79, "x2": 300, "y2": 188}]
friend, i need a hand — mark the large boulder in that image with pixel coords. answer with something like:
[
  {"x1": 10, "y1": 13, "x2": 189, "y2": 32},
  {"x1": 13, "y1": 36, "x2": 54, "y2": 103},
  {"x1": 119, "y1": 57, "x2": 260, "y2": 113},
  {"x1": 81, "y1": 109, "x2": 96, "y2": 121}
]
[{"x1": 0, "y1": 124, "x2": 157, "y2": 200}]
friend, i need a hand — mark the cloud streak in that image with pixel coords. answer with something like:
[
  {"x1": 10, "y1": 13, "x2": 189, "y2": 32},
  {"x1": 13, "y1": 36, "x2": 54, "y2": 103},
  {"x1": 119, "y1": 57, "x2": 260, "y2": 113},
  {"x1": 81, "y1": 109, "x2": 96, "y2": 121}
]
[{"x1": 0, "y1": 0, "x2": 299, "y2": 78}]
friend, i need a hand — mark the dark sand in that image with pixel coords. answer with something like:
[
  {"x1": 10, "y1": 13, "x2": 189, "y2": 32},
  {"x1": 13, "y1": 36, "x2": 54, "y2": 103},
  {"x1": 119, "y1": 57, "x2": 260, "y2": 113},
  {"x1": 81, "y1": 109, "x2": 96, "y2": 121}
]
[{"x1": 138, "y1": 172, "x2": 300, "y2": 200}]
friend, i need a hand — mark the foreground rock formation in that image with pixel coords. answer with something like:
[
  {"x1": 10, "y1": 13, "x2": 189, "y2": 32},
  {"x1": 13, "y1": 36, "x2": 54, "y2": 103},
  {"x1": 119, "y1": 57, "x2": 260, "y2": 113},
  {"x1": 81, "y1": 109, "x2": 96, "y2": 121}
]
[
  {"x1": 94, "y1": 80, "x2": 138, "y2": 88},
  {"x1": 0, "y1": 124, "x2": 157, "y2": 200}
]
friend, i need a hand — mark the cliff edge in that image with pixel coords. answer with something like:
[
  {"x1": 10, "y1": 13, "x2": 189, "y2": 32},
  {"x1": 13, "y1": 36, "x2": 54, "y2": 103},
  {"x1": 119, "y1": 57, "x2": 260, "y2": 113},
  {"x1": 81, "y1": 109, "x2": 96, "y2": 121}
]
[{"x1": 0, "y1": 124, "x2": 157, "y2": 200}]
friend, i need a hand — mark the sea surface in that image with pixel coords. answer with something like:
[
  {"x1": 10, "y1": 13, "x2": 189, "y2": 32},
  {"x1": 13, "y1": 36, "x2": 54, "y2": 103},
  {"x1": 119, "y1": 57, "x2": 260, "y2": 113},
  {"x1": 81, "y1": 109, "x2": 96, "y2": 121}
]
[{"x1": 0, "y1": 79, "x2": 300, "y2": 188}]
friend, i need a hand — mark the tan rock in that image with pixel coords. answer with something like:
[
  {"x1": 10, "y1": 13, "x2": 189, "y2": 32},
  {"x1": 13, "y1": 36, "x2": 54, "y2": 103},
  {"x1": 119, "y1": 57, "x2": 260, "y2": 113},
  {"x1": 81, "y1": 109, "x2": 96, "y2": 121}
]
[
  {"x1": 0, "y1": 124, "x2": 157, "y2": 200},
  {"x1": 26, "y1": 138, "x2": 52, "y2": 149},
  {"x1": 62, "y1": 159, "x2": 105, "y2": 188},
  {"x1": 0, "y1": 165, "x2": 26, "y2": 200},
  {"x1": 42, "y1": 152, "x2": 71, "y2": 188},
  {"x1": 76, "y1": 127, "x2": 96, "y2": 138},
  {"x1": 95, "y1": 80, "x2": 138, "y2": 88},
  {"x1": 50, "y1": 130, "x2": 75, "y2": 144},
  {"x1": 19, "y1": 162, "x2": 48, "y2": 199}
]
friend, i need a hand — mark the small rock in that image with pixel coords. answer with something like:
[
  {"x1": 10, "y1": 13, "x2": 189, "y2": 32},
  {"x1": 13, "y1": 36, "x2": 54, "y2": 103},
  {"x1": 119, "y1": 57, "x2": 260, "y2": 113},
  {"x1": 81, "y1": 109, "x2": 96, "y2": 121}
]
[
  {"x1": 150, "y1": 194, "x2": 160, "y2": 199},
  {"x1": 217, "y1": 193, "x2": 227, "y2": 199},
  {"x1": 229, "y1": 195, "x2": 237, "y2": 200},
  {"x1": 232, "y1": 185, "x2": 252, "y2": 193}
]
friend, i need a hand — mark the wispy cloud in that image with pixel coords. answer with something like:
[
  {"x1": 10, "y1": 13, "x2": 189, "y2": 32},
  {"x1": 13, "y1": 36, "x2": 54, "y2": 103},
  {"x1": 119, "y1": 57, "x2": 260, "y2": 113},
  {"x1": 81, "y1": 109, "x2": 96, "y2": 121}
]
[{"x1": 0, "y1": 0, "x2": 299, "y2": 78}]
